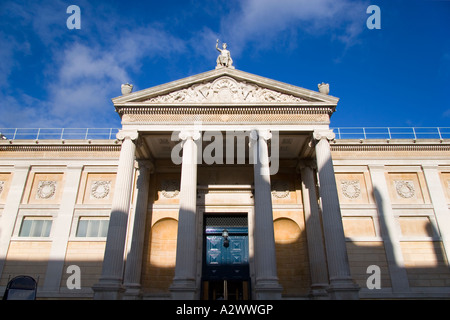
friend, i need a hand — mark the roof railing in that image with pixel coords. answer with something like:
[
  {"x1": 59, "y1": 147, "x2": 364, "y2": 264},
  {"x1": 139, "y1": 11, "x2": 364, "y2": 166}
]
[
  {"x1": 331, "y1": 127, "x2": 450, "y2": 140},
  {"x1": 0, "y1": 128, "x2": 120, "y2": 140},
  {"x1": 0, "y1": 127, "x2": 449, "y2": 141}
]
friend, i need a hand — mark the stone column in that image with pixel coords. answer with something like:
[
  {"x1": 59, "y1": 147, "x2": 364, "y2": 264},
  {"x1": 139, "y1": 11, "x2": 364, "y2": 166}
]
[
  {"x1": 170, "y1": 130, "x2": 201, "y2": 299},
  {"x1": 123, "y1": 160, "x2": 154, "y2": 299},
  {"x1": 250, "y1": 129, "x2": 283, "y2": 300},
  {"x1": 313, "y1": 130, "x2": 359, "y2": 299},
  {"x1": 299, "y1": 163, "x2": 329, "y2": 299},
  {"x1": 368, "y1": 165, "x2": 409, "y2": 293},
  {"x1": 422, "y1": 165, "x2": 450, "y2": 261},
  {"x1": 93, "y1": 130, "x2": 138, "y2": 300}
]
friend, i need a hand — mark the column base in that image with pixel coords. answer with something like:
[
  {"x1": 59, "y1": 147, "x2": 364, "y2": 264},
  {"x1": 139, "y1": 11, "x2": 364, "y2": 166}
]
[
  {"x1": 92, "y1": 279, "x2": 125, "y2": 300},
  {"x1": 123, "y1": 283, "x2": 142, "y2": 300},
  {"x1": 255, "y1": 279, "x2": 283, "y2": 300},
  {"x1": 327, "y1": 278, "x2": 360, "y2": 300},
  {"x1": 170, "y1": 279, "x2": 198, "y2": 300},
  {"x1": 309, "y1": 283, "x2": 330, "y2": 300}
]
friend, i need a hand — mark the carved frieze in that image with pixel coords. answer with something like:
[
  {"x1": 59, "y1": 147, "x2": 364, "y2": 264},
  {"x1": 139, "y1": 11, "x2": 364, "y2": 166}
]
[
  {"x1": 90, "y1": 180, "x2": 111, "y2": 199},
  {"x1": 341, "y1": 180, "x2": 361, "y2": 199},
  {"x1": 120, "y1": 111, "x2": 330, "y2": 124},
  {"x1": 394, "y1": 180, "x2": 415, "y2": 198},
  {"x1": 36, "y1": 181, "x2": 57, "y2": 199},
  {"x1": 145, "y1": 76, "x2": 308, "y2": 104}
]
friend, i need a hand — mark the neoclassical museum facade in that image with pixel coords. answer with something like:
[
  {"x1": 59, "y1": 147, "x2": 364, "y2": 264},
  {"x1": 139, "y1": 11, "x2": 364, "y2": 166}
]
[{"x1": 0, "y1": 60, "x2": 450, "y2": 300}]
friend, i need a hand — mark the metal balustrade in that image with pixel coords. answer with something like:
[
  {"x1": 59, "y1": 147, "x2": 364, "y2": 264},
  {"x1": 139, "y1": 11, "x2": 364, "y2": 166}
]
[
  {"x1": 0, "y1": 128, "x2": 120, "y2": 140},
  {"x1": 0, "y1": 127, "x2": 449, "y2": 140},
  {"x1": 331, "y1": 127, "x2": 450, "y2": 140}
]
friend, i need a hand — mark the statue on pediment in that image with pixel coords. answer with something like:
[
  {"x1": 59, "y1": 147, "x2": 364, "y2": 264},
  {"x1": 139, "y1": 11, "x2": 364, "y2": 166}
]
[{"x1": 216, "y1": 39, "x2": 234, "y2": 68}]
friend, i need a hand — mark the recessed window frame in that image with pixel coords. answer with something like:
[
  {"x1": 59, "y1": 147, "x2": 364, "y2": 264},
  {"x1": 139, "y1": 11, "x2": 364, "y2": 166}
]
[
  {"x1": 18, "y1": 216, "x2": 53, "y2": 238},
  {"x1": 75, "y1": 216, "x2": 109, "y2": 238},
  {"x1": 70, "y1": 210, "x2": 111, "y2": 241}
]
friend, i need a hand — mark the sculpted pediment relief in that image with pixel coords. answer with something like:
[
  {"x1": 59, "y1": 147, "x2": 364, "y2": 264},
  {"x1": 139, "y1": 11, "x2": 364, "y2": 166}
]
[
  {"x1": 112, "y1": 68, "x2": 339, "y2": 107},
  {"x1": 143, "y1": 76, "x2": 309, "y2": 104}
]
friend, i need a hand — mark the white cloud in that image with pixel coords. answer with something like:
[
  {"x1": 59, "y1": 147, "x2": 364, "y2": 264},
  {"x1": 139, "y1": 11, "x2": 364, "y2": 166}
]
[
  {"x1": 221, "y1": 0, "x2": 369, "y2": 54},
  {"x1": 0, "y1": 93, "x2": 53, "y2": 128},
  {"x1": 0, "y1": 32, "x2": 21, "y2": 87},
  {"x1": 1, "y1": 0, "x2": 370, "y2": 128},
  {"x1": 46, "y1": 26, "x2": 187, "y2": 125},
  {"x1": 57, "y1": 44, "x2": 128, "y2": 85},
  {"x1": 0, "y1": 0, "x2": 188, "y2": 128}
]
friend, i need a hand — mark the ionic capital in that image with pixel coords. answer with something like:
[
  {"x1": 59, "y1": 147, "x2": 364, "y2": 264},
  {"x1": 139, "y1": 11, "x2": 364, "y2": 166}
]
[
  {"x1": 296, "y1": 160, "x2": 317, "y2": 173},
  {"x1": 249, "y1": 129, "x2": 272, "y2": 142},
  {"x1": 313, "y1": 130, "x2": 335, "y2": 142},
  {"x1": 116, "y1": 130, "x2": 139, "y2": 141},
  {"x1": 179, "y1": 130, "x2": 201, "y2": 141},
  {"x1": 134, "y1": 160, "x2": 155, "y2": 174}
]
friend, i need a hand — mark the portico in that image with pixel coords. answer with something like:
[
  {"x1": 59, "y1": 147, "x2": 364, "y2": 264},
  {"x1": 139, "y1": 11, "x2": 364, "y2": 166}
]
[{"x1": 92, "y1": 66, "x2": 359, "y2": 300}]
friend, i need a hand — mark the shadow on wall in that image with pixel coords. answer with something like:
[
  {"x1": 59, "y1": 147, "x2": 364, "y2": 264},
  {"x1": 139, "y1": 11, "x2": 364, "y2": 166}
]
[
  {"x1": 140, "y1": 217, "x2": 177, "y2": 297},
  {"x1": 344, "y1": 187, "x2": 450, "y2": 297},
  {"x1": 1, "y1": 173, "x2": 450, "y2": 299}
]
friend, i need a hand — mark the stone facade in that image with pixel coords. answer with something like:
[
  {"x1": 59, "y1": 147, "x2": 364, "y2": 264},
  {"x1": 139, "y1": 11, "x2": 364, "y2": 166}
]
[{"x1": 0, "y1": 68, "x2": 449, "y2": 299}]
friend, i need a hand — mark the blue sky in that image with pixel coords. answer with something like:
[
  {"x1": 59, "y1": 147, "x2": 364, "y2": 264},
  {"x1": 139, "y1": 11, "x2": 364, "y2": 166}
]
[{"x1": 0, "y1": 0, "x2": 449, "y2": 130}]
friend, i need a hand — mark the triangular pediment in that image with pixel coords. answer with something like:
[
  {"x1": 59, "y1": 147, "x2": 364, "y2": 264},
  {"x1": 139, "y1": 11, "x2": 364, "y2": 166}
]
[{"x1": 112, "y1": 68, "x2": 339, "y2": 106}]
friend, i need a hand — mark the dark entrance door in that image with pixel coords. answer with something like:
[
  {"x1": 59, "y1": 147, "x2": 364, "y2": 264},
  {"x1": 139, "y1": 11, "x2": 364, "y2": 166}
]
[{"x1": 202, "y1": 215, "x2": 251, "y2": 300}]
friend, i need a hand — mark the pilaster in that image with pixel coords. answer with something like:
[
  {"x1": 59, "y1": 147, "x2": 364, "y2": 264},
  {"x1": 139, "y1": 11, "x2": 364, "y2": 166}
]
[
  {"x1": 43, "y1": 164, "x2": 83, "y2": 292},
  {"x1": 368, "y1": 164, "x2": 410, "y2": 293},
  {"x1": 0, "y1": 165, "x2": 31, "y2": 277},
  {"x1": 421, "y1": 165, "x2": 450, "y2": 265}
]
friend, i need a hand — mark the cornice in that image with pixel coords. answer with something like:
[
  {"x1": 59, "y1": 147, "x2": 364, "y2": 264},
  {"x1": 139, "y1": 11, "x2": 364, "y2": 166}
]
[
  {"x1": 0, "y1": 142, "x2": 121, "y2": 153},
  {"x1": 116, "y1": 105, "x2": 336, "y2": 115}
]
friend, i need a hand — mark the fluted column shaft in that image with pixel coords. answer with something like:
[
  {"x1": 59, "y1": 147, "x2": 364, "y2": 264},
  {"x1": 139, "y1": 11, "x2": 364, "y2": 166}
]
[
  {"x1": 123, "y1": 160, "x2": 153, "y2": 299},
  {"x1": 314, "y1": 130, "x2": 359, "y2": 299},
  {"x1": 251, "y1": 129, "x2": 282, "y2": 299},
  {"x1": 170, "y1": 130, "x2": 200, "y2": 299},
  {"x1": 299, "y1": 164, "x2": 329, "y2": 298},
  {"x1": 93, "y1": 130, "x2": 138, "y2": 300}
]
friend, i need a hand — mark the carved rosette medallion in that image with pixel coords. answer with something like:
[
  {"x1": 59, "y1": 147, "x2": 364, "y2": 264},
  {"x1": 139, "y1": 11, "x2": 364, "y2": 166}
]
[
  {"x1": 36, "y1": 181, "x2": 57, "y2": 199},
  {"x1": 341, "y1": 180, "x2": 361, "y2": 199},
  {"x1": 90, "y1": 180, "x2": 111, "y2": 199},
  {"x1": 161, "y1": 180, "x2": 180, "y2": 199},
  {"x1": 271, "y1": 180, "x2": 290, "y2": 199},
  {"x1": 394, "y1": 180, "x2": 415, "y2": 198}
]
